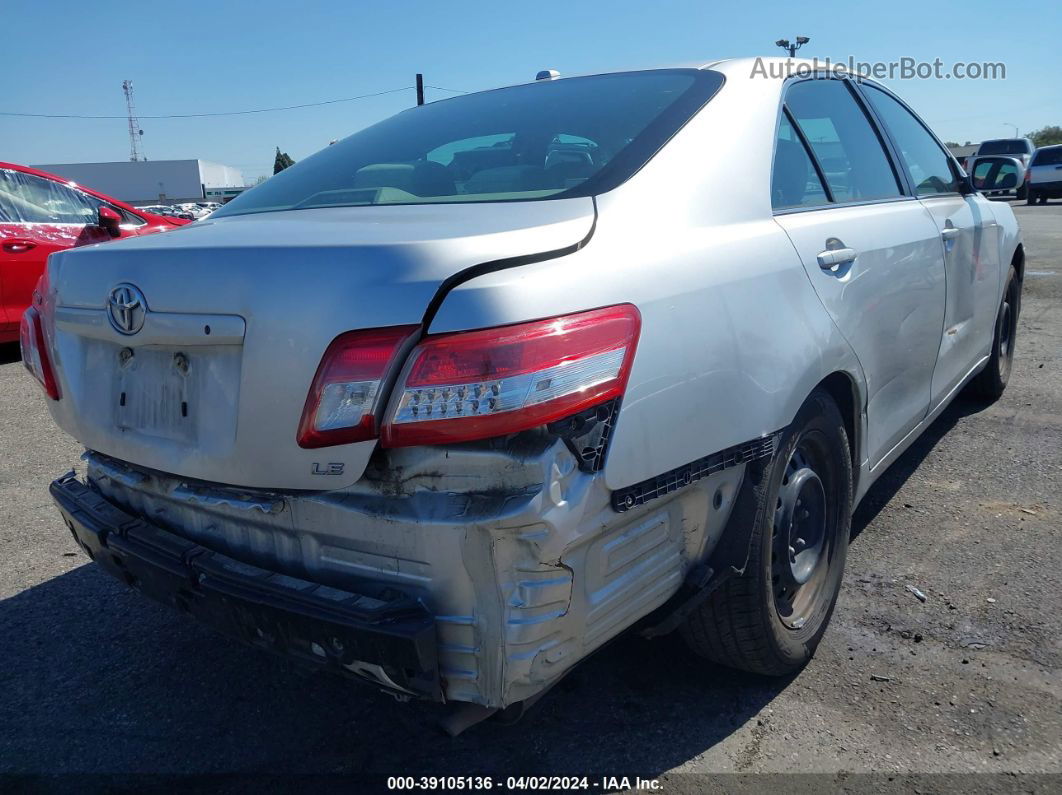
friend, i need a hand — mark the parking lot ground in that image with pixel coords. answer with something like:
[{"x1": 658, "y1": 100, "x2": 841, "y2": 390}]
[{"x1": 1, "y1": 201, "x2": 1060, "y2": 788}]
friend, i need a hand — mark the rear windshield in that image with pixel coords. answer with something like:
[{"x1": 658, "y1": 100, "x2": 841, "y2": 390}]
[
  {"x1": 213, "y1": 70, "x2": 723, "y2": 216},
  {"x1": 1032, "y1": 147, "x2": 1062, "y2": 166},
  {"x1": 978, "y1": 140, "x2": 1030, "y2": 155}
]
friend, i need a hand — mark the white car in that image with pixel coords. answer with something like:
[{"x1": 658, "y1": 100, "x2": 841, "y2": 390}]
[
  {"x1": 1026, "y1": 144, "x2": 1062, "y2": 204},
  {"x1": 27, "y1": 58, "x2": 1023, "y2": 727}
]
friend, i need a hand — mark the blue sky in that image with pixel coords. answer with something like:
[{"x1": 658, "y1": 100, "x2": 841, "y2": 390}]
[{"x1": 2, "y1": 0, "x2": 1059, "y2": 182}]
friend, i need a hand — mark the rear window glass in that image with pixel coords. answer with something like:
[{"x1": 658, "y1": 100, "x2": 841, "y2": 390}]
[
  {"x1": 1032, "y1": 147, "x2": 1062, "y2": 166},
  {"x1": 978, "y1": 140, "x2": 1030, "y2": 155},
  {"x1": 213, "y1": 70, "x2": 723, "y2": 216}
]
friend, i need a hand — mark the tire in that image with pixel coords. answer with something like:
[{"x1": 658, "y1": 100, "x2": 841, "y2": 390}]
[
  {"x1": 970, "y1": 267, "x2": 1020, "y2": 400},
  {"x1": 1016, "y1": 184, "x2": 1027, "y2": 201},
  {"x1": 1026, "y1": 189, "x2": 1037, "y2": 206},
  {"x1": 681, "y1": 389, "x2": 852, "y2": 676}
]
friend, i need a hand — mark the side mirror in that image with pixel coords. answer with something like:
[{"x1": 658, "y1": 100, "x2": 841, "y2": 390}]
[
  {"x1": 958, "y1": 173, "x2": 976, "y2": 196},
  {"x1": 98, "y1": 205, "x2": 122, "y2": 238}
]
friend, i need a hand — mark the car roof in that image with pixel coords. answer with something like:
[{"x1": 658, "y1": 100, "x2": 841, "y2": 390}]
[{"x1": 527, "y1": 56, "x2": 863, "y2": 78}]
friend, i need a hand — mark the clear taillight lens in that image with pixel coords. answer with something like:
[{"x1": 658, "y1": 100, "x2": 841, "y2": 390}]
[
  {"x1": 381, "y1": 305, "x2": 640, "y2": 448},
  {"x1": 296, "y1": 325, "x2": 419, "y2": 449},
  {"x1": 20, "y1": 305, "x2": 60, "y2": 401}
]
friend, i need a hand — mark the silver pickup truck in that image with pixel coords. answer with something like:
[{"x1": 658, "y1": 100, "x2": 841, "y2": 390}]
[{"x1": 24, "y1": 58, "x2": 1023, "y2": 726}]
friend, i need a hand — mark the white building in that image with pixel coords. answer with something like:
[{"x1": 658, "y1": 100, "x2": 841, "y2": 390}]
[{"x1": 31, "y1": 159, "x2": 246, "y2": 205}]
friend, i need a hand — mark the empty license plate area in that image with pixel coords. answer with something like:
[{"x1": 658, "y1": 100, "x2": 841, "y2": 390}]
[{"x1": 112, "y1": 344, "x2": 241, "y2": 445}]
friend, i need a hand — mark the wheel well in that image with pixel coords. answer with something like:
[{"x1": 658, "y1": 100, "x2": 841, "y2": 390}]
[
  {"x1": 817, "y1": 371, "x2": 860, "y2": 481},
  {"x1": 1012, "y1": 244, "x2": 1025, "y2": 282}
]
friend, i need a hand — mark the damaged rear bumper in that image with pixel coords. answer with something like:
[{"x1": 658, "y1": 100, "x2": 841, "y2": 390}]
[
  {"x1": 53, "y1": 436, "x2": 749, "y2": 708},
  {"x1": 50, "y1": 472, "x2": 441, "y2": 700}
]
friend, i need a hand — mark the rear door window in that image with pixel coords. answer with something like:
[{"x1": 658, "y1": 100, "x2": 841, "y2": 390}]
[
  {"x1": 785, "y1": 79, "x2": 903, "y2": 203},
  {"x1": 1032, "y1": 147, "x2": 1062, "y2": 166},
  {"x1": 771, "y1": 114, "x2": 830, "y2": 209},
  {"x1": 862, "y1": 86, "x2": 959, "y2": 196}
]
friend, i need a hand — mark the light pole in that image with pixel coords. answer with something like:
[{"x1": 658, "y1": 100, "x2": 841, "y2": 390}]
[
  {"x1": 776, "y1": 36, "x2": 810, "y2": 58},
  {"x1": 1004, "y1": 123, "x2": 1019, "y2": 138}
]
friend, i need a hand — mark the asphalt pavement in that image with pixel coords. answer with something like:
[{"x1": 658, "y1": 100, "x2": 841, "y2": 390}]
[{"x1": 1, "y1": 201, "x2": 1060, "y2": 791}]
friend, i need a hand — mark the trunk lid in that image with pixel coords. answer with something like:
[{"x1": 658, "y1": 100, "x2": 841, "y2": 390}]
[{"x1": 44, "y1": 199, "x2": 594, "y2": 490}]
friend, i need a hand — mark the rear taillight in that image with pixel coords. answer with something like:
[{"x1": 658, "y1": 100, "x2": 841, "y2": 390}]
[
  {"x1": 380, "y1": 305, "x2": 640, "y2": 448},
  {"x1": 20, "y1": 306, "x2": 60, "y2": 401},
  {"x1": 296, "y1": 325, "x2": 419, "y2": 449}
]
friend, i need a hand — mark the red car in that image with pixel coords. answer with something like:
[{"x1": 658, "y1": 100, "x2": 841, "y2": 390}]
[{"x1": 0, "y1": 162, "x2": 189, "y2": 343}]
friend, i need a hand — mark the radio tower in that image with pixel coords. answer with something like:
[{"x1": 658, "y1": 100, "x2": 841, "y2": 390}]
[{"x1": 122, "y1": 80, "x2": 145, "y2": 161}]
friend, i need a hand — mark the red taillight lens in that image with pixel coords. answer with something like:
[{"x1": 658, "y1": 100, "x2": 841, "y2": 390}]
[
  {"x1": 381, "y1": 304, "x2": 641, "y2": 448},
  {"x1": 20, "y1": 306, "x2": 60, "y2": 401},
  {"x1": 296, "y1": 325, "x2": 419, "y2": 449}
]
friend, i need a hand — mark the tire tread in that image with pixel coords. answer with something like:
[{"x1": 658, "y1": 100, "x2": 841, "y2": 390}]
[{"x1": 682, "y1": 390, "x2": 851, "y2": 676}]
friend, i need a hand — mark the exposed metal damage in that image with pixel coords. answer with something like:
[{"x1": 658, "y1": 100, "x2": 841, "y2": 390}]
[{"x1": 71, "y1": 427, "x2": 747, "y2": 710}]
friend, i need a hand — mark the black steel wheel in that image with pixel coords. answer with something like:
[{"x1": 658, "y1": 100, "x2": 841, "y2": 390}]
[
  {"x1": 970, "y1": 267, "x2": 1020, "y2": 400},
  {"x1": 682, "y1": 388, "x2": 852, "y2": 675},
  {"x1": 772, "y1": 443, "x2": 834, "y2": 631}
]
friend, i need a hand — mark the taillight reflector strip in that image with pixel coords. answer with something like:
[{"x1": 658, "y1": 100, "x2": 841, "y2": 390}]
[
  {"x1": 297, "y1": 325, "x2": 418, "y2": 449},
  {"x1": 381, "y1": 305, "x2": 640, "y2": 448},
  {"x1": 20, "y1": 306, "x2": 60, "y2": 401}
]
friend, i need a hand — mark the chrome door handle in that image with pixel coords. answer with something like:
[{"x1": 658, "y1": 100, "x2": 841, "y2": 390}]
[
  {"x1": 817, "y1": 247, "x2": 857, "y2": 270},
  {"x1": 941, "y1": 228, "x2": 961, "y2": 241}
]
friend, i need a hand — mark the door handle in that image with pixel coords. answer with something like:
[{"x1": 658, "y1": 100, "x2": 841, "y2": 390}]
[
  {"x1": 817, "y1": 247, "x2": 857, "y2": 270},
  {"x1": 941, "y1": 227, "x2": 961, "y2": 241},
  {"x1": 2, "y1": 238, "x2": 37, "y2": 253}
]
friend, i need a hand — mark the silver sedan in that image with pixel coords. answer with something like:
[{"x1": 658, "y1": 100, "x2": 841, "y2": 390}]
[{"x1": 27, "y1": 57, "x2": 1023, "y2": 725}]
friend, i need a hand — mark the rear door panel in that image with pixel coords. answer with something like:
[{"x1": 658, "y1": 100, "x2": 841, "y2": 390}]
[
  {"x1": 776, "y1": 201, "x2": 945, "y2": 466},
  {"x1": 919, "y1": 195, "x2": 1001, "y2": 404}
]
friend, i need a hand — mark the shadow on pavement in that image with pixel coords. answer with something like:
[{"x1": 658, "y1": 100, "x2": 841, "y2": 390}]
[
  {"x1": 0, "y1": 342, "x2": 20, "y2": 365},
  {"x1": 0, "y1": 389, "x2": 998, "y2": 777},
  {"x1": 852, "y1": 392, "x2": 989, "y2": 539},
  {"x1": 0, "y1": 559, "x2": 785, "y2": 777}
]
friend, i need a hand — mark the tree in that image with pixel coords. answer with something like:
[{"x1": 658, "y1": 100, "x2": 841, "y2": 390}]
[
  {"x1": 273, "y1": 147, "x2": 296, "y2": 174},
  {"x1": 944, "y1": 141, "x2": 960, "y2": 148},
  {"x1": 253, "y1": 175, "x2": 269, "y2": 186},
  {"x1": 1029, "y1": 125, "x2": 1062, "y2": 147}
]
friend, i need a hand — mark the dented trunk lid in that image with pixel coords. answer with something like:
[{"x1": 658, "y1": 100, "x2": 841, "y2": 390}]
[{"x1": 43, "y1": 199, "x2": 595, "y2": 490}]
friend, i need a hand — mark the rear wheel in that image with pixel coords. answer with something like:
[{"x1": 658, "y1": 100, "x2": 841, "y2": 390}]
[
  {"x1": 970, "y1": 267, "x2": 1019, "y2": 400},
  {"x1": 681, "y1": 389, "x2": 852, "y2": 676},
  {"x1": 1016, "y1": 184, "x2": 1027, "y2": 201},
  {"x1": 1026, "y1": 189, "x2": 1038, "y2": 206}
]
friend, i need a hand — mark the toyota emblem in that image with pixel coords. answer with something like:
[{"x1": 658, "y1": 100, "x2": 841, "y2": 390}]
[{"x1": 107, "y1": 283, "x2": 147, "y2": 335}]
